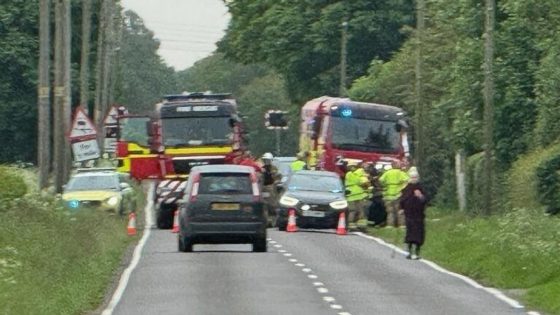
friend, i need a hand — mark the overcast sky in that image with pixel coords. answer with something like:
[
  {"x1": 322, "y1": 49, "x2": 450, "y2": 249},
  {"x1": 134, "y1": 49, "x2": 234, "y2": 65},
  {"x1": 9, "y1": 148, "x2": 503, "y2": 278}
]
[{"x1": 120, "y1": 0, "x2": 230, "y2": 71}]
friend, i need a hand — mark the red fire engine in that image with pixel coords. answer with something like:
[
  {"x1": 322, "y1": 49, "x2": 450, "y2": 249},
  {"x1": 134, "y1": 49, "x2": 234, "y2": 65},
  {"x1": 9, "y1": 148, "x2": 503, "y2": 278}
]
[{"x1": 299, "y1": 96, "x2": 410, "y2": 175}]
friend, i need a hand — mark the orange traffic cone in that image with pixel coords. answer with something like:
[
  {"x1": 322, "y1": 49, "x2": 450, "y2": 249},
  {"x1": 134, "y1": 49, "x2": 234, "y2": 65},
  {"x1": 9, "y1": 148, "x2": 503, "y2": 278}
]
[
  {"x1": 171, "y1": 210, "x2": 179, "y2": 233},
  {"x1": 127, "y1": 212, "x2": 137, "y2": 236},
  {"x1": 286, "y1": 209, "x2": 297, "y2": 232},
  {"x1": 336, "y1": 211, "x2": 347, "y2": 235}
]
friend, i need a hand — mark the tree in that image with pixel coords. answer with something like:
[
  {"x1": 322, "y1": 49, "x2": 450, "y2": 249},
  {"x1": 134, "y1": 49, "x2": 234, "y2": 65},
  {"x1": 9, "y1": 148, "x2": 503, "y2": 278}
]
[
  {"x1": 176, "y1": 53, "x2": 294, "y2": 156},
  {"x1": 219, "y1": 0, "x2": 415, "y2": 103},
  {"x1": 113, "y1": 10, "x2": 177, "y2": 113},
  {"x1": 0, "y1": 1, "x2": 40, "y2": 163}
]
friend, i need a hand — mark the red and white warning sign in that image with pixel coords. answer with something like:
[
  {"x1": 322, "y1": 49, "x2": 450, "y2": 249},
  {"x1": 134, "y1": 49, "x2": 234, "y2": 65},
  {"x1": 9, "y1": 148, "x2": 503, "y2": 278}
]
[
  {"x1": 103, "y1": 106, "x2": 119, "y2": 125},
  {"x1": 72, "y1": 139, "x2": 100, "y2": 161},
  {"x1": 68, "y1": 106, "x2": 97, "y2": 140},
  {"x1": 68, "y1": 106, "x2": 100, "y2": 162}
]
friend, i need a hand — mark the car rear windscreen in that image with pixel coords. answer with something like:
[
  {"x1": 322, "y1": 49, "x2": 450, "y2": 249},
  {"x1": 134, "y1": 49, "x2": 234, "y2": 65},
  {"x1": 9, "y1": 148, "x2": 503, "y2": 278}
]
[{"x1": 198, "y1": 173, "x2": 252, "y2": 194}]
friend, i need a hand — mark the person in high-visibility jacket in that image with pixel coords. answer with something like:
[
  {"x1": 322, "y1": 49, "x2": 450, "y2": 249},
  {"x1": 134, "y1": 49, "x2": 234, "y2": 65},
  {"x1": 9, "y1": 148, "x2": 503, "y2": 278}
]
[
  {"x1": 379, "y1": 160, "x2": 410, "y2": 227},
  {"x1": 290, "y1": 152, "x2": 308, "y2": 172},
  {"x1": 345, "y1": 160, "x2": 370, "y2": 230}
]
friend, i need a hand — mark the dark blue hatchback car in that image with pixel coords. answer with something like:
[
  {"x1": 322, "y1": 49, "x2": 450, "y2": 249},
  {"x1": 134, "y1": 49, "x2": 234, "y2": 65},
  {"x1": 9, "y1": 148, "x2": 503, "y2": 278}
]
[
  {"x1": 177, "y1": 165, "x2": 267, "y2": 252},
  {"x1": 276, "y1": 170, "x2": 348, "y2": 230}
]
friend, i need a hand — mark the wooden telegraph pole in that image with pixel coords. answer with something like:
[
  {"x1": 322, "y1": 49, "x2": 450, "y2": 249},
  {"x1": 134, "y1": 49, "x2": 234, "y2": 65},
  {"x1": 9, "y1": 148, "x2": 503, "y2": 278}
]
[
  {"x1": 53, "y1": 0, "x2": 64, "y2": 191},
  {"x1": 53, "y1": 0, "x2": 72, "y2": 192},
  {"x1": 79, "y1": 0, "x2": 92, "y2": 115},
  {"x1": 62, "y1": 0, "x2": 72, "y2": 183},
  {"x1": 94, "y1": 0, "x2": 108, "y2": 127},
  {"x1": 482, "y1": 0, "x2": 496, "y2": 215},
  {"x1": 339, "y1": 20, "x2": 348, "y2": 97},
  {"x1": 38, "y1": 0, "x2": 51, "y2": 190},
  {"x1": 415, "y1": 0, "x2": 425, "y2": 171}
]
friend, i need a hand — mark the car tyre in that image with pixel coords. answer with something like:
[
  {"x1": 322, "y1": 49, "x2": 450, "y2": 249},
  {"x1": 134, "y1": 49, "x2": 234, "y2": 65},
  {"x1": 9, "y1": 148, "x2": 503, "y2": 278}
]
[
  {"x1": 253, "y1": 237, "x2": 267, "y2": 252},
  {"x1": 276, "y1": 218, "x2": 287, "y2": 231},
  {"x1": 178, "y1": 236, "x2": 193, "y2": 252},
  {"x1": 156, "y1": 205, "x2": 174, "y2": 229}
]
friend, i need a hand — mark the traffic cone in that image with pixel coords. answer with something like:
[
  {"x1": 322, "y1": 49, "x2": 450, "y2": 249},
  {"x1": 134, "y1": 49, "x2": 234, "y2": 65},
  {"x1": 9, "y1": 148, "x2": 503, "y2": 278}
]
[
  {"x1": 171, "y1": 210, "x2": 179, "y2": 233},
  {"x1": 286, "y1": 209, "x2": 297, "y2": 232},
  {"x1": 336, "y1": 211, "x2": 347, "y2": 235},
  {"x1": 127, "y1": 212, "x2": 137, "y2": 236}
]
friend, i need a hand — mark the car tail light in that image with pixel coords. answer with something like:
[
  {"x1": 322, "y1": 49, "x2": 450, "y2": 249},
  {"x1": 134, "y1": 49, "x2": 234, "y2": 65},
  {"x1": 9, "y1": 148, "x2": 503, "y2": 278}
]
[
  {"x1": 189, "y1": 173, "x2": 200, "y2": 202},
  {"x1": 250, "y1": 172, "x2": 260, "y2": 201},
  {"x1": 116, "y1": 141, "x2": 128, "y2": 157}
]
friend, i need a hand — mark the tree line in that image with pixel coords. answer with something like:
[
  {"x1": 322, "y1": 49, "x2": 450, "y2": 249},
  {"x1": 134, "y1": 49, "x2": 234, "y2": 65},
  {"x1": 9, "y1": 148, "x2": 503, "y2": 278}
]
[{"x1": 2, "y1": 0, "x2": 559, "y2": 211}]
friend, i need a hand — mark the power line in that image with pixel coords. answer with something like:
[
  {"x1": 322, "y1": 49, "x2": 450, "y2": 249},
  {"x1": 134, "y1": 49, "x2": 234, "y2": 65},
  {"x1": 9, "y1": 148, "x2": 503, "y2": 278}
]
[
  {"x1": 156, "y1": 38, "x2": 220, "y2": 45},
  {"x1": 143, "y1": 19, "x2": 229, "y2": 30}
]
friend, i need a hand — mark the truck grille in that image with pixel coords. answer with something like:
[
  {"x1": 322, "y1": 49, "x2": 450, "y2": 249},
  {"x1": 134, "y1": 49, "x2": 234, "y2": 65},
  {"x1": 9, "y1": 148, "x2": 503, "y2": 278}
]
[{"x1": 172, "y1": 158, "x2": 225, "y2": 174}]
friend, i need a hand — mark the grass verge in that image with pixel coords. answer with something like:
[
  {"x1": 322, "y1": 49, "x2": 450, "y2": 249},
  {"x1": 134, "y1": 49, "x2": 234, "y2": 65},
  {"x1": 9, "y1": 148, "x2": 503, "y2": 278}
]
[
  {"x1": 367, "y1": 207, "x2": 560, "y2": 315},
  {"x1": 0, "y1": 169, "x2": 143, "y2": 315}
]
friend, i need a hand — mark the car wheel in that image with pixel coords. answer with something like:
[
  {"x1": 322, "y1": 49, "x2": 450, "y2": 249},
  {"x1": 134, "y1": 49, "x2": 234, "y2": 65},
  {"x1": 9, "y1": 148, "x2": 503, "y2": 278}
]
[
  {"x1": 178, "y1": 236, "x2": 193, "y2": 252},
  {"x1": 253, "y1": 237, "x2": 267, "y2": 252},
  {"x1": 276, "y1": 218, "x2": 286, "y2": 231},
  {"x1": 156, "y1": 205, "x2": 174, "y2": 229}
]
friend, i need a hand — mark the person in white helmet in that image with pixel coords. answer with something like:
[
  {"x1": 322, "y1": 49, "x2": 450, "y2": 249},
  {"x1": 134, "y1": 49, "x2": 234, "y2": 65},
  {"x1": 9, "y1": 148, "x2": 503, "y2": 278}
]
[{"x1": 261, "y1": 152, "x2": 281, "y2": 225}]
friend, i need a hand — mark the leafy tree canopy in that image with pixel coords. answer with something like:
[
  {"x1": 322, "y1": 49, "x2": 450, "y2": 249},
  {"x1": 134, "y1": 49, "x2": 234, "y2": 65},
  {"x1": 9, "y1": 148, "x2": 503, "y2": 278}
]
[{"x1": 218, "y1": 0, "x2": 414, "y2": 102}]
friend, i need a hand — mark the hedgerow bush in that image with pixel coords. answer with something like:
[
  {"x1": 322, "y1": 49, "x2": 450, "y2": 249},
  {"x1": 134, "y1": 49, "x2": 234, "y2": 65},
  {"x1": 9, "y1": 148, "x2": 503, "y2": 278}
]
[
  {"x1": 507, "y1": 142, "x2": 560, "y2": 211},
  {"x1": 535, "y1": 153, "x2": 560, "y2": 214}
]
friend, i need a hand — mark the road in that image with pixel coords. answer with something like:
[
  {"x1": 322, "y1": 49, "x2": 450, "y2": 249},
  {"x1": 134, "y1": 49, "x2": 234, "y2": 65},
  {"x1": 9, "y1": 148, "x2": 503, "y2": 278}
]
[{"x1": 108, "y1": 226, "x2": 529, "y2": 315}]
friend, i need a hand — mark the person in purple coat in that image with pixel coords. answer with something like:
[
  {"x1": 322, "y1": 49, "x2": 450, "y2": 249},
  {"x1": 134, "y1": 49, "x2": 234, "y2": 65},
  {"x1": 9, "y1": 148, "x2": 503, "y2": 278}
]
[{"x1": 399, "y1": 167, "x2": 427, "y2": 260}]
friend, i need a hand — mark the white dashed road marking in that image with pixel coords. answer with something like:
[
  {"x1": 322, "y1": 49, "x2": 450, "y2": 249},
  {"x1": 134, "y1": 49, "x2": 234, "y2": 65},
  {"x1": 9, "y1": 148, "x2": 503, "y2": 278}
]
[{"x1": 271, "y1": 237, "x2": 349, "y2": 314}]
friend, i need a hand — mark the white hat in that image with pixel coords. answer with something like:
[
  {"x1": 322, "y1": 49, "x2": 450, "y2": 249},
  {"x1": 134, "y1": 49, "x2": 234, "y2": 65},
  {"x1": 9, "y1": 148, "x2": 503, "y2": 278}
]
[
  {"x1": 262, "y1": 152, "x2": 273, "y2": 159},
  {"x1": 408, "y1": 166, "x2": 419, "y2": 178}
]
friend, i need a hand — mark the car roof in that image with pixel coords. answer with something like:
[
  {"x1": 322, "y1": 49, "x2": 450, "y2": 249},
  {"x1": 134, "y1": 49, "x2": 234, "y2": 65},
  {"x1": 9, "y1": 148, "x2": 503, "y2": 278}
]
[
  {"x1": 191, "y1": 164, "x2": 255, "y2": 173},
  {"x1": 75, "y1": 167, "x2": 116, "y2": 173},
  {"x1": 72, "y1": 171, "x2": 118, "y2": 177},
  {"x1": 273, "y1": 156, "x2": 296, "y2": 162},
  {"x1": 291, "y1": 170, "x2": 339, "y2": 177}
]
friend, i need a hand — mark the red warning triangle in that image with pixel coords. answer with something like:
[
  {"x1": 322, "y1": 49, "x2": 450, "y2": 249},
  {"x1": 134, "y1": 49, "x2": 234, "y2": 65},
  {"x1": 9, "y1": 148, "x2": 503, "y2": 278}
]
[
  {"x1": 69, "y1": 107, "x2": 97, "y2": 139},
  {"x1": 103, "y1": 106, "x2": 119, "y2": 125}
]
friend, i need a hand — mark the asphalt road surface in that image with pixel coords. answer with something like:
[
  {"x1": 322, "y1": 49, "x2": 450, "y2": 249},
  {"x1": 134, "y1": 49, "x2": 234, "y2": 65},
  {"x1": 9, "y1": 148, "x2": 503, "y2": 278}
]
[{"x1": 109, "y1": 226, "x2": 529, "y2": 315}]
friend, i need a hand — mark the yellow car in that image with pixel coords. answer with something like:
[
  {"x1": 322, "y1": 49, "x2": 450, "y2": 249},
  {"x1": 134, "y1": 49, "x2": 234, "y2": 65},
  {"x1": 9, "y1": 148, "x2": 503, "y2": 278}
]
[{"x1": 62, "y1": 170, "x2": 136, "y2": 215}]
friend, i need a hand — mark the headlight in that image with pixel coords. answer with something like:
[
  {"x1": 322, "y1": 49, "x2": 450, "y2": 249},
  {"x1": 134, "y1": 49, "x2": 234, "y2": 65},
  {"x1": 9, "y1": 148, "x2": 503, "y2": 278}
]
[
  {"x1": 106, "y1": 196, "x2": 119, "y2": 206},
  {"x1": 279, "y1": 195, "x2": 299, "y2": 207},
  {"x1": 329, "y1": 200, "x2": 348, "y2": 210}
]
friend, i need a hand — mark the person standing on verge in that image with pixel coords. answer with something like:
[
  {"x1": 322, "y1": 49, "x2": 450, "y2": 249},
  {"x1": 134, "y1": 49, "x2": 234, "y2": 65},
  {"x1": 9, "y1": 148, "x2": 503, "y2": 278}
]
[
  {"x1": 379, "y1": 160, "x2": 409, "y2": 227},
  {"x1": 399, "y1": 167, "x2": 427, "y2": 260}
]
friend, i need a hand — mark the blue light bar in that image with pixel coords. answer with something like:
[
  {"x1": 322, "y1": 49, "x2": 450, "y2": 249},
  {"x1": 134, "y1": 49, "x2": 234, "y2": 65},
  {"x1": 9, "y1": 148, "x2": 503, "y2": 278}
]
[{"x1": 341, "y1": 108, "x2": 352, "y2": 117}]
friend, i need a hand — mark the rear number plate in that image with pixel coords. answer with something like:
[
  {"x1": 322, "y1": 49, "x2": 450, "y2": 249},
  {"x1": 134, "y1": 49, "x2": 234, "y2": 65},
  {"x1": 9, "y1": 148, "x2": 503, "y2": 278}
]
[
  {"x1": 211, "y1": 203, "x2": 240, "y2": 211},
  {"x1": 302, "y1": 210, "x2": 325, "y2": 217}
]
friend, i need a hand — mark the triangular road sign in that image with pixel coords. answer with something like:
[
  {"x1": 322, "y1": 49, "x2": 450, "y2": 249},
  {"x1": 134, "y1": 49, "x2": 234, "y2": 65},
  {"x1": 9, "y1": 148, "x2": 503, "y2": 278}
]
[
  {"x1": 69, "y1": 107, "x2": 97, "y2": 139},
  {"x1": 104, "y1": 106, "x2": 119, "y2": 125}
]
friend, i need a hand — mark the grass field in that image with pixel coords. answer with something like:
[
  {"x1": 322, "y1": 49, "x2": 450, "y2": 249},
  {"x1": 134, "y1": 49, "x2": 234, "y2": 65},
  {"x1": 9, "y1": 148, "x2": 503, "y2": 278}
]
[
  {"x1": 0, "y1": 167, "x2": 143, "y2": 315},
  {"x1": 368, "y1": 207, "x2": 560, "y2": 315}
]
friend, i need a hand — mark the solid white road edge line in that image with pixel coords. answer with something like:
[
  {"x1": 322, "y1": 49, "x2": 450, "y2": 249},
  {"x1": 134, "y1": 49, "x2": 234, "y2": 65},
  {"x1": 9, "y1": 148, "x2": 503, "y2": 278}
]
[
  {"x1": 354, "y1": 232, "x2": 541, "y2": 315},
  {"x1": 101, "y1": 181, "x2": 155, "y2": 315}
]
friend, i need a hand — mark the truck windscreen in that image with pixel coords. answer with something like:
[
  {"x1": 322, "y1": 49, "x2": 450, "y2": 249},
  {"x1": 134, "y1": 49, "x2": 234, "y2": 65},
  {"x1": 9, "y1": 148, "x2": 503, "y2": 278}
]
[
  {"x1": 330, "y1": 117, "x2": 399, "y2": 153},
  {"x1": 162, "y1": 117, "x2": 232, "y2": 147}
]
